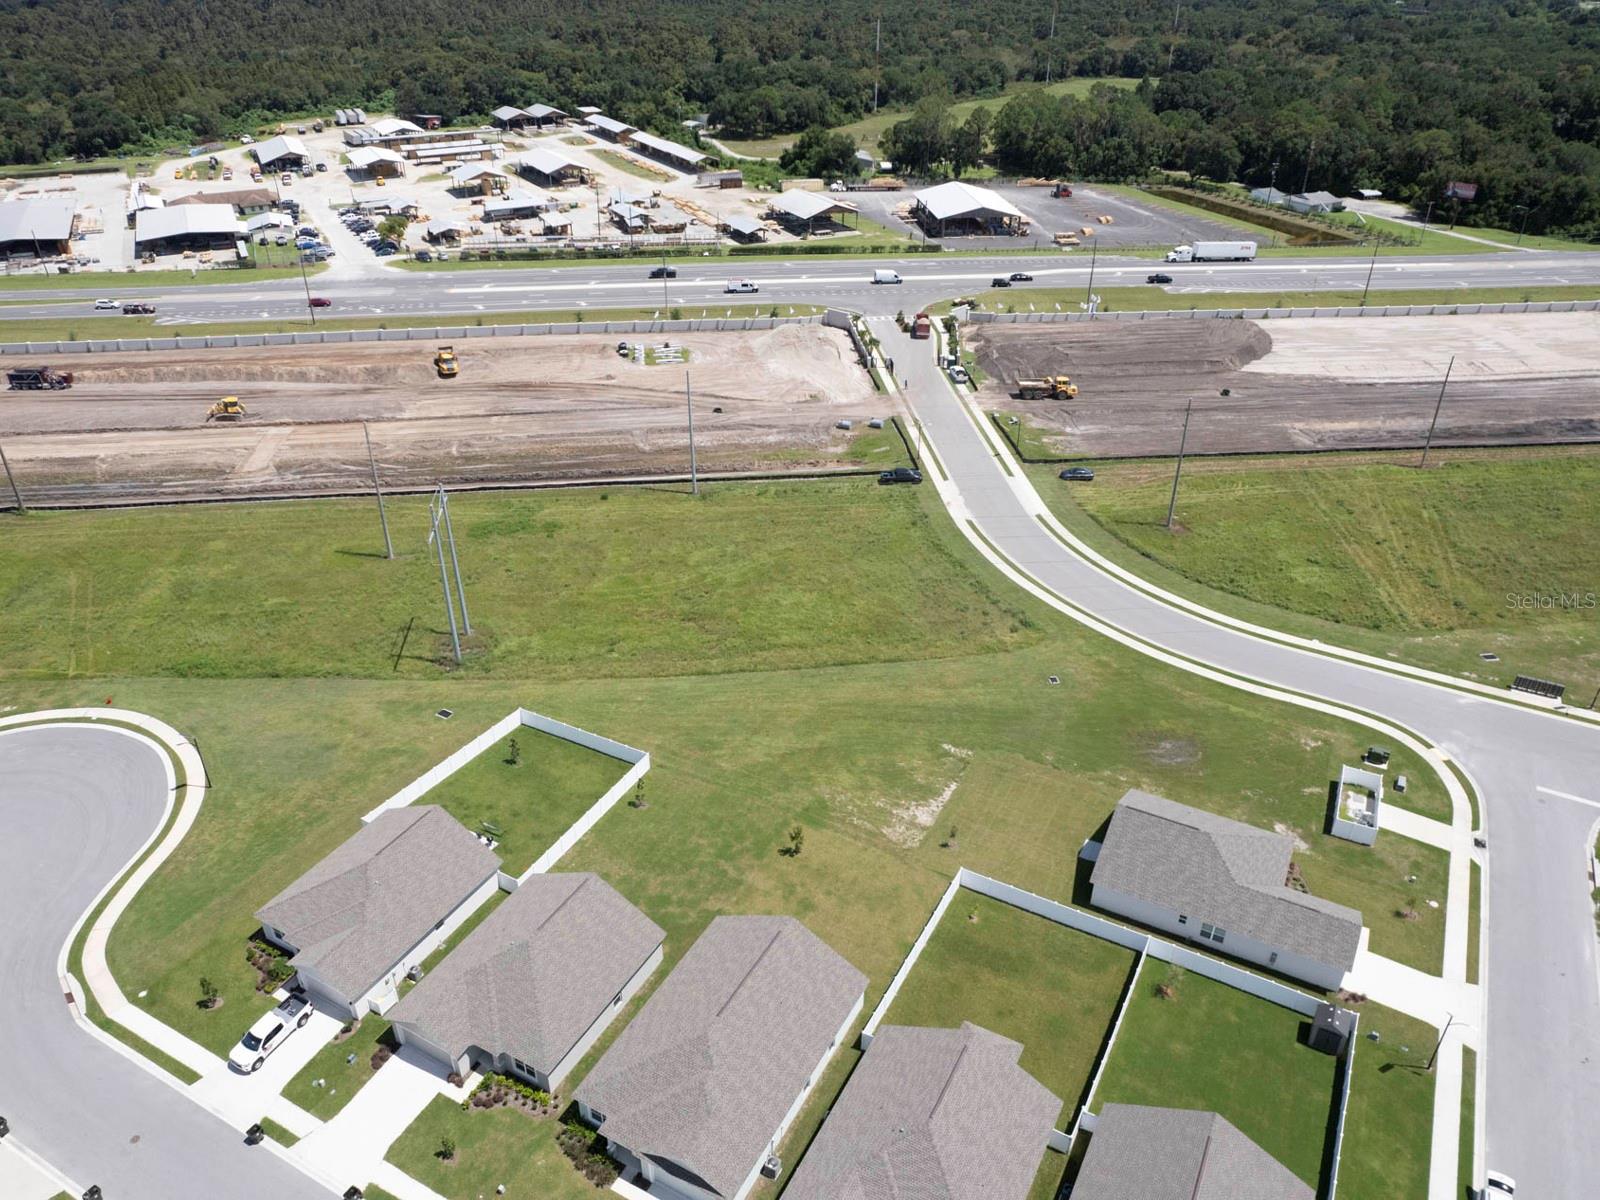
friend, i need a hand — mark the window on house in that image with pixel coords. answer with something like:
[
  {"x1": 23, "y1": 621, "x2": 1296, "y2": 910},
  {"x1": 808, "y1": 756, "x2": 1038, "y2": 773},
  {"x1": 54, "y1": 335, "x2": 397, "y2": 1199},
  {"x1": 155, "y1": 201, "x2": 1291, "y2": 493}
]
[
  {"x1": 1268, "y1": 951, "x2": 1279, "y2": 966},
  {"x1": 1199, "y1": 923, "x2": 1226, "y2": 945},
  {"x1": 1177, "y1": 915, "x2": 1188, "y2": 926}
]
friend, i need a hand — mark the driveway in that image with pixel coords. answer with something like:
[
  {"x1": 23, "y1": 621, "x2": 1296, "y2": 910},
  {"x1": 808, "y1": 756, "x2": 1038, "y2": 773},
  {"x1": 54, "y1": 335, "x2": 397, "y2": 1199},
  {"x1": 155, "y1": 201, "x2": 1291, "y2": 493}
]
[
  {"x1": 0, "y1": 723, "x2": 335, "y2": 1199},
  {"x1": 188, "y1": 1006, "x2": 343, "y2": 1132}
]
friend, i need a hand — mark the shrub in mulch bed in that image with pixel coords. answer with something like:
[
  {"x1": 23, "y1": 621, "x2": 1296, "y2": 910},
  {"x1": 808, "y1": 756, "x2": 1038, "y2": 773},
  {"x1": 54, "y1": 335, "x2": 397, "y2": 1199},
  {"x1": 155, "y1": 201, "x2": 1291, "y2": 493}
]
[
  {"x1": 460, "y1": 1073, "x2": 555, "y2": 1117},
  {"x1": 371, "y1": 1043, "x2": 394, "y2": 1070},
  {"x1": 557, "y1": 1121, "x2": 621, "y2": 1188},
  {"x1": 245, "y1": 936, "x2": 295, "y2": 993}
]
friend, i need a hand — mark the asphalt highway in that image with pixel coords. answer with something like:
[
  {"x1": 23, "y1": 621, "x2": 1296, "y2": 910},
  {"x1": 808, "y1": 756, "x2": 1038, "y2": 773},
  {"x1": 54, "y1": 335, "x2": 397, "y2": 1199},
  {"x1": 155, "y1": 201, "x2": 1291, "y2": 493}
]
[
  {"x1": 892, "y1": 321, "x2": 1600, "y2": 1198},
  {"x1": 2, "y1": 250, "x2": 1598, "y2": 327},
  {"x1": 0, "y1": 724, "x2": 335, "y2": 1199}
]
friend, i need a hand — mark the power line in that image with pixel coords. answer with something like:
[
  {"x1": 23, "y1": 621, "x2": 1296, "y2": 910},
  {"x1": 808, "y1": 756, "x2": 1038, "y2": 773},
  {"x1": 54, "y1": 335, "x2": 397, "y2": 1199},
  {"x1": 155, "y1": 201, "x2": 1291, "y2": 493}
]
[
  {"x1": 1419, "y1": 355, "x2": 1454, "y2": 469},
  {"x1": 686, "y1": 370, "x2": 699, "y2": 495},
  {"x1": 436, "y1": 484, "x2": 472, "y2": 635},
  {"x1": 1165, "y1": 397, "x2": 1194, "y2": 529},
  {"x1": 362, "y1": 422, "x2": 393, "y2": 559},
  {"x1": 428, "y1": 497, "x2": 462, "y2": 666}
]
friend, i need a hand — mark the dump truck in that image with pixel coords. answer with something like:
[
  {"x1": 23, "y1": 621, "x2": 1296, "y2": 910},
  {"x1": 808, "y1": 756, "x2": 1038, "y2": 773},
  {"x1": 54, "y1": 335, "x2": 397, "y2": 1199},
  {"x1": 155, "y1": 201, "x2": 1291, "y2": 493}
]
[
  {"x1": 433, "y1": 346, "x2": 460, "y2": 377},
  {"x1": 910, "y1": 312, "x2": 932, "y2": 339},
  {"x1": 6, "y1": 365, "x2": 74, "y2": 390},
  {"x1": 1017, "y1": 375, "x2": 1078, "y2": 400},
  {"x1": 206, "y1": 396, "x2": 247, "y2": 421}
]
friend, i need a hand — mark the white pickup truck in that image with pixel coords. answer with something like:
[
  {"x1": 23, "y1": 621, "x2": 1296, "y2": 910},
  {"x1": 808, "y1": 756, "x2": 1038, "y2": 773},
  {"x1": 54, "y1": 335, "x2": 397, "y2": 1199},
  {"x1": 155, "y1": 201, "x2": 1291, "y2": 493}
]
[{"x1": 228, "y1": 993, "x2": 315, "y2": 1074}]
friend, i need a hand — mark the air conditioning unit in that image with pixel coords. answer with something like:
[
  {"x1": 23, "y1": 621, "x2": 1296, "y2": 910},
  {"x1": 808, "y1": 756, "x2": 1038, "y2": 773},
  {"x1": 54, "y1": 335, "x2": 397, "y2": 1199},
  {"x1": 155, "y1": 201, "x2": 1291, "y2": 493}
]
[
  {"x1": 407, "y1": 965, "x2": 424, "y2": 983},
  {"x1": 761, "y1": 1156, "x2": 782, "y2": 1180}
]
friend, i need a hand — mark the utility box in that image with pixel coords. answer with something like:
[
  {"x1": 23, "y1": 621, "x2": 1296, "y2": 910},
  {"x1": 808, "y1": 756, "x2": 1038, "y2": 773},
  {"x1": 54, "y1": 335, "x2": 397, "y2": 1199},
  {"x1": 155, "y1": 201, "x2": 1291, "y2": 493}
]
[{"x1": 1310, "y1": 1002, "x2": 1354, "y2": 1056}]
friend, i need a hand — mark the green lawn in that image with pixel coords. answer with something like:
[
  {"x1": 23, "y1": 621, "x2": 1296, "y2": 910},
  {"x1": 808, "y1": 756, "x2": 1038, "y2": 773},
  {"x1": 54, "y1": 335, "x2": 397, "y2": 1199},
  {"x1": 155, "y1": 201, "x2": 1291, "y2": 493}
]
[
  {"x1": 1026, "y1": 447, "x2": 1600, "y2": 702},
  {"x1": 419, "y1": 730, "x2": 630, "y2": 874},
  {"x1": 1337, "y1": 1002, "x2": 1438, "y2": 1200},
  {"x1": 0, "y1": 265, "x2": 325, "y2": 292},
  {"x1": 280, "y1": 1016, "x2": 397, "y2": 1121},
  {"x1": 1, "y1": 469, "x2": 1460, "y2": 1192},
  {"x1": 881, "y1": 891, "x2": 1135, "y2": 1119},
  {"x1": 387, "y1": 1098, "x2": 595, "y2": 1199},
  {"x1": 259, "y1": 1115, "x2": 300, "y2": 1147},
  {"x1": 720, "y1": 78, "x2": 1140, "y2": 158},
  {"x1": 1458, "y1": 1045, "x2": 1477, "y2": 1199},
  {"x1": 1093, "y1": 964, "x2": 1338, "y2": 1189}
]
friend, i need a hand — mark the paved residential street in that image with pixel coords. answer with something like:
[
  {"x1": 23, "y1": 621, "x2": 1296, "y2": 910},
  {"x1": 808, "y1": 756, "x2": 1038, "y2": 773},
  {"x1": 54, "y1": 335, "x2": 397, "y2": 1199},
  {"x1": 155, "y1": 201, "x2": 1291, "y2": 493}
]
[
  {"x1": 0, "y1": 723, "x2": 336, "y2": 1200},
  {"x1": 888, "y1": 319, "x2": 1600, "y2": 1199}
]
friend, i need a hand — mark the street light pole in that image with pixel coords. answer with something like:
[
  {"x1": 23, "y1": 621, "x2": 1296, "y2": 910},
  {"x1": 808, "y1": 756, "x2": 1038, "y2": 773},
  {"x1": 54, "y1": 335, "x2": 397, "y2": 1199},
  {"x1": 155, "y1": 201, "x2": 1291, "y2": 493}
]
[
  {"x1": 1165, "y1": 397, "x2": 1193, "y2": 530},
  {"x1": 1512, "y1": 205, "x2": 1532, "y2": 245},
  {"x1": 1419, "y1": 354, "x2": 1454, "y2": 469},
  {"x1": 1426, "y1": 1012, "x2": 1456, "y2": 1072},
  {"x1": 362, "y1": 422, "x2": 393, "y2": 559},
  {"x1": 1359, "y1": 236, "x2": 1380, "y2": 307}
]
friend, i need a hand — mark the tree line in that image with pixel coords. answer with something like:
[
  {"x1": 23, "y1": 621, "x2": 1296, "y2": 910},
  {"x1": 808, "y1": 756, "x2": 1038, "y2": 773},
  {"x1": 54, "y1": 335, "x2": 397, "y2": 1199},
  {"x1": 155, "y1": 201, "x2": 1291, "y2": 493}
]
[{"x1": 1, "y1": 0, "x2": 1597, "y2": 235}]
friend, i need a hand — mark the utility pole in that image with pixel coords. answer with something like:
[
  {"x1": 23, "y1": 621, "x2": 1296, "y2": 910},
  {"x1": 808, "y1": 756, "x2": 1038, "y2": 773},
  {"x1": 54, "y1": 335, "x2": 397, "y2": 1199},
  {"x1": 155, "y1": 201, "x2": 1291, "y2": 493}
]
[
  {"x1": 685, "y1": 370, "x2": 699, "y2": 495},
  {"x1": 1419, "y1": 355, "x2": 1454, "y2": 468},
  {"x1": 1084, "y1": 239, "x2": 1098, "y2": 316},
  {"x1": 1512, "y1": 205, "x2": 1532, "y2": 245},
  {"x1": 437, "y1": 485, "x2": 471, "y2": 635},
  {"x1": 428, "y1": 501, "x2": 462, "y2": 666},
  {"x1": 661, "y1": 250, "x2": 671, "y2": 310},
  {"x1": 362, "y1": 422, "x2": 393, "y2": 559},
  {"x1": 1167, "y1": 0, "x2": 1181, "y2": 71},
  {"x1": 1421, "y1": 199, "x2": 1436, "y2": 233},
  {"x1": 1359, "y1": 236, "x2": 1380, "y2": 307},
  {"x1": 0, "y1": 443, "x2": 24, "y2": 513},
  {"x1": 1165, "y1": 397, "x2": 1194, "y2": 530}
]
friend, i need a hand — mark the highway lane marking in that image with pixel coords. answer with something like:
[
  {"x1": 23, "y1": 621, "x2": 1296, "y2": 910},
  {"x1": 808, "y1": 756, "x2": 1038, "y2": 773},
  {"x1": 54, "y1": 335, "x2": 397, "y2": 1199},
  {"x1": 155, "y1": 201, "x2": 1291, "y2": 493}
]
[{"x1": 1535, "y1": 786, "x2": 1600, "y2": 809}]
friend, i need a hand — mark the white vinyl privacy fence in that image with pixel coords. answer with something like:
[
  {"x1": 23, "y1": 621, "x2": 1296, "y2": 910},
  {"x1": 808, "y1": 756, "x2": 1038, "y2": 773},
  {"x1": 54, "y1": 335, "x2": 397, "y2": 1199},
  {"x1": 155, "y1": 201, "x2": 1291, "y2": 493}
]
[
  {"x1": 968, "y1": 298, "x2": 1600, "y2": 324},
  {"x1": 0, "y1": 314, "x2": 820, "y2": 356}
]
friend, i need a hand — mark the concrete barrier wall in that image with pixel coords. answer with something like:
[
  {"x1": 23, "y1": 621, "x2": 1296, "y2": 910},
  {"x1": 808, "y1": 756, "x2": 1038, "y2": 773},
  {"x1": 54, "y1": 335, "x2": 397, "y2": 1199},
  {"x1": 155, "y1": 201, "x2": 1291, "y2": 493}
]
[
  {"x1": 967, "y1": 298, "x2": 1600, "y2": 325},
  {"x1": 0, "y1": 314, "x2": 823, "y2": 356}
]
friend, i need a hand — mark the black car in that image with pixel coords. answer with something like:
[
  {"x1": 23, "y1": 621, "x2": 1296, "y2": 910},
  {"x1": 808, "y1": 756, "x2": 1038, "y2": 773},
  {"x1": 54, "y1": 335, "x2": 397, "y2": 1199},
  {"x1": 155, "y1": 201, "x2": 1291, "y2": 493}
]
[
  {"x1": 1058, "y1": 467, "x2": 1096, "y2": 481},
  {"x1": 879, "y1": 467, "x2": 923, "y2": 485},
  {"x1": 1146, "y1": 273, "x2": 1173, "y2": 284},
  {"x1": 1009, "y1": 272, "x2": 1033, "y2": 282},
  {"x1": 649, "y1": 265, "x2": 678, "y2": 279},
  {"x1": 990, "y1": 277, "x2": 1012, "y2": 288}
]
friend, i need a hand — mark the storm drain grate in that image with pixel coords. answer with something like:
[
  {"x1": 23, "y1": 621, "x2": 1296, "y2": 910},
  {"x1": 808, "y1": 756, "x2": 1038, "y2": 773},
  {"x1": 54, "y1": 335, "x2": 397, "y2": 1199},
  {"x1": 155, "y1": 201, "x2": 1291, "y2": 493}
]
[{"x1": 435, "y1": 709, "x2": 454, "y2": 719}]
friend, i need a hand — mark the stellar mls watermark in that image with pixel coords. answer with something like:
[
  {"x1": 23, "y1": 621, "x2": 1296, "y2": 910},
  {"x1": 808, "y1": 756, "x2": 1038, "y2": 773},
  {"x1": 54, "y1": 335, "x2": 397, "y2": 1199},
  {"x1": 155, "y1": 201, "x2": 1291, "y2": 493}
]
[{"x1": 1505, "y1": 590, "x2": 1598, "y2": 611}]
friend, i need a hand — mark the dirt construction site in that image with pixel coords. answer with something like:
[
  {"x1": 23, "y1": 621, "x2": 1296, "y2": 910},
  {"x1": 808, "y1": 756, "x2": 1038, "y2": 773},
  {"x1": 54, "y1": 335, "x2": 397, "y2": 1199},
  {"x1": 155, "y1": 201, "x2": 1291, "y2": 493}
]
[
  {"x1": 970, "y1": 312, "x2": 1600, "y2": 458},
  {"x1": 0, "y1": 325, "x2": 894, "y2": 504}
]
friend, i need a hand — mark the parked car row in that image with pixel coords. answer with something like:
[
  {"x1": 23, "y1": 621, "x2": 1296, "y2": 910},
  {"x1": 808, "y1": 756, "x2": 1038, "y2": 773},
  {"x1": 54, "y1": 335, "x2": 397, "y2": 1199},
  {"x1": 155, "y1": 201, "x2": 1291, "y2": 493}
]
[{"x1": 342, "y1": 209, "x2": 400, "y2": 257}]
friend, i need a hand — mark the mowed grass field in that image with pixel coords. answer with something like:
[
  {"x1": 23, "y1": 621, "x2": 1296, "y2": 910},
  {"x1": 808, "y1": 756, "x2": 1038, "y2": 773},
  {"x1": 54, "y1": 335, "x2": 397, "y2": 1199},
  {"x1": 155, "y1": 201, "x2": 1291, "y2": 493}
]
[
  {"x1": 419, "y1": 731, "x2": 630, "y2": 874},
  {"x1": 1026, "y1": 446, "x2": 1600, "y2": 698},
  {"x1": 718, "y1": 77, "x2": 1140, "y2": 158},
  {"x1": 0, "y1": 477, "x2": 1439, "y2": 1196}
]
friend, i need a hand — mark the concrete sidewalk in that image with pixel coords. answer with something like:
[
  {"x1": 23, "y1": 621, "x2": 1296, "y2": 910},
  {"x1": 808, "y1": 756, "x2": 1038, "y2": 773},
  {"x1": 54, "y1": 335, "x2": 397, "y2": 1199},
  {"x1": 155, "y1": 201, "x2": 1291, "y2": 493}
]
[
  {"x1": 0, "y1": 1139, "x2": 75, "y2": 1200},
  {"x1": 188, "y1": 1007, "x2": 341, "y2": 1131}
]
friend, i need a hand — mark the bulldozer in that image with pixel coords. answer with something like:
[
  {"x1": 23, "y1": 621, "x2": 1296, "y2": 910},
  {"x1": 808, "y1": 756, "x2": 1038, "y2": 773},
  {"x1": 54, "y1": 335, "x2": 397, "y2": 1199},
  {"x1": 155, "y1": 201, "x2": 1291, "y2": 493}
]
[
  {"x1": 1016, "y1": 375, "x2": 1078, "y2": 400},
  {"x1": 206, "y1": 396, "x2": 248, "y2": 422},
  {"x1": 433, "y1": 346, "x2": 459, "y2": 378}
]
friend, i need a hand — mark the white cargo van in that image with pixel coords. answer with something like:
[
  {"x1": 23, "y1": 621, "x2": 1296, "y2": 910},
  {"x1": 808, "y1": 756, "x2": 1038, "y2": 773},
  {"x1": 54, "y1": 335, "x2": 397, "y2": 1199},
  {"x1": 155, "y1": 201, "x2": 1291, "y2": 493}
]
[
  {"x1": 725, "y1": 279, "x2": 759, "y2": 293},
  {"x1": 872, "y1": 268, "x2": 902, "y2": 284}
]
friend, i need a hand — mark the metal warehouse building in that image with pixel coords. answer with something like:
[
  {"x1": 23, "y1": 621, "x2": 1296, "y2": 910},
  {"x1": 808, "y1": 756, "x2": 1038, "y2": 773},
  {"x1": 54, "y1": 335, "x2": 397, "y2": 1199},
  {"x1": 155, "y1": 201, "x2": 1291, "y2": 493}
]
[
  {"x1": 134, "y1": 204, "x2": 243, "y2": 254},
  {"x1": 0, "y1": 198, "x2": 77, "y2": 258},
  {"x1": 626, "y1": 130, "x2": 708, "y2": 173},
  {"x1": 514, "y1": 148, "x2": 590, "y2": 187},
  {"x1": 253, "y1": 135, "x2": 311, "y2": 170},
  {"x1": 911, "y1": 181, "x2": 1027, "y2": 237}
]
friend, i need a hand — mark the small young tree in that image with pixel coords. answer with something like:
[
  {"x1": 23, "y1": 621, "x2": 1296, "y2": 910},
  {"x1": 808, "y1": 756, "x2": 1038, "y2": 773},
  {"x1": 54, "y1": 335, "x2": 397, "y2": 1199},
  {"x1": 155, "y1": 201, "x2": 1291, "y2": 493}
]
[
  {"x1": 787, "y1": 824, "x2": 805, "y2": 857},
  {"x1": 199, "y1": 976, "x2": 219, "y2": 1009},
  {"x1": 506, "y1": 736, "x2": 521, "y2": 766},
  {"x1": 438, "y1": 1135, "x2": 457, "y2": 1161}
]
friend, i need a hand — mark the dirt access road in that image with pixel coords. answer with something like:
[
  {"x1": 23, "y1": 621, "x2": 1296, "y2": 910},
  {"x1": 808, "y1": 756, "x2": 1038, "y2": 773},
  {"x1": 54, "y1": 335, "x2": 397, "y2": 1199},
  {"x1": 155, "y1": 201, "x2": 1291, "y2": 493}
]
[
  {"x1": 969, "y1": 312, "x2": 1600, "y2": 457},
  {"x1": 0, "y1": 325, "x2": 896, "y2": 504}
]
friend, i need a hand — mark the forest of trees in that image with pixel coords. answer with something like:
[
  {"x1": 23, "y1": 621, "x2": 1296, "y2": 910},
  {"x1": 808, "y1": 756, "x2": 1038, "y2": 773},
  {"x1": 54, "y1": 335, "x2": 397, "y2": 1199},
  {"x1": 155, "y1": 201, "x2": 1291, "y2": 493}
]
[{"x1": 2, "y1": 0, "x2": 1598, "y2": 235}]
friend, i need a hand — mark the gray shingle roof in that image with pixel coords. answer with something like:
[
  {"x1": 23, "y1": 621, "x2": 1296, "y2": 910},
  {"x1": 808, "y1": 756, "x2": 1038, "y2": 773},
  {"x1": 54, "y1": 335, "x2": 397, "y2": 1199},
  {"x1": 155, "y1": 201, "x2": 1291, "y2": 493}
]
[
  {"x1": 783, "y1": 1023, "x2": 1062, "y2": 1200},
  {"x1": 1091, "y1": 790, "x2": 1362, "y2": 972},
  {"x1": 255, "y1": 806, "x2": 501, "y2": 1001},
  {"x1": 387, "y1": 873, "x2": 663, "y2": 1074},
  {"x1": 575, "y1": 915, "x2": 866, "y2": 1197},
  {"x1": 1073, "y1": 1104, "x2": 1313, "y2": 1200},
  {"x1": 0, "y1": 198, "x2": 76, "y2": 245}
]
